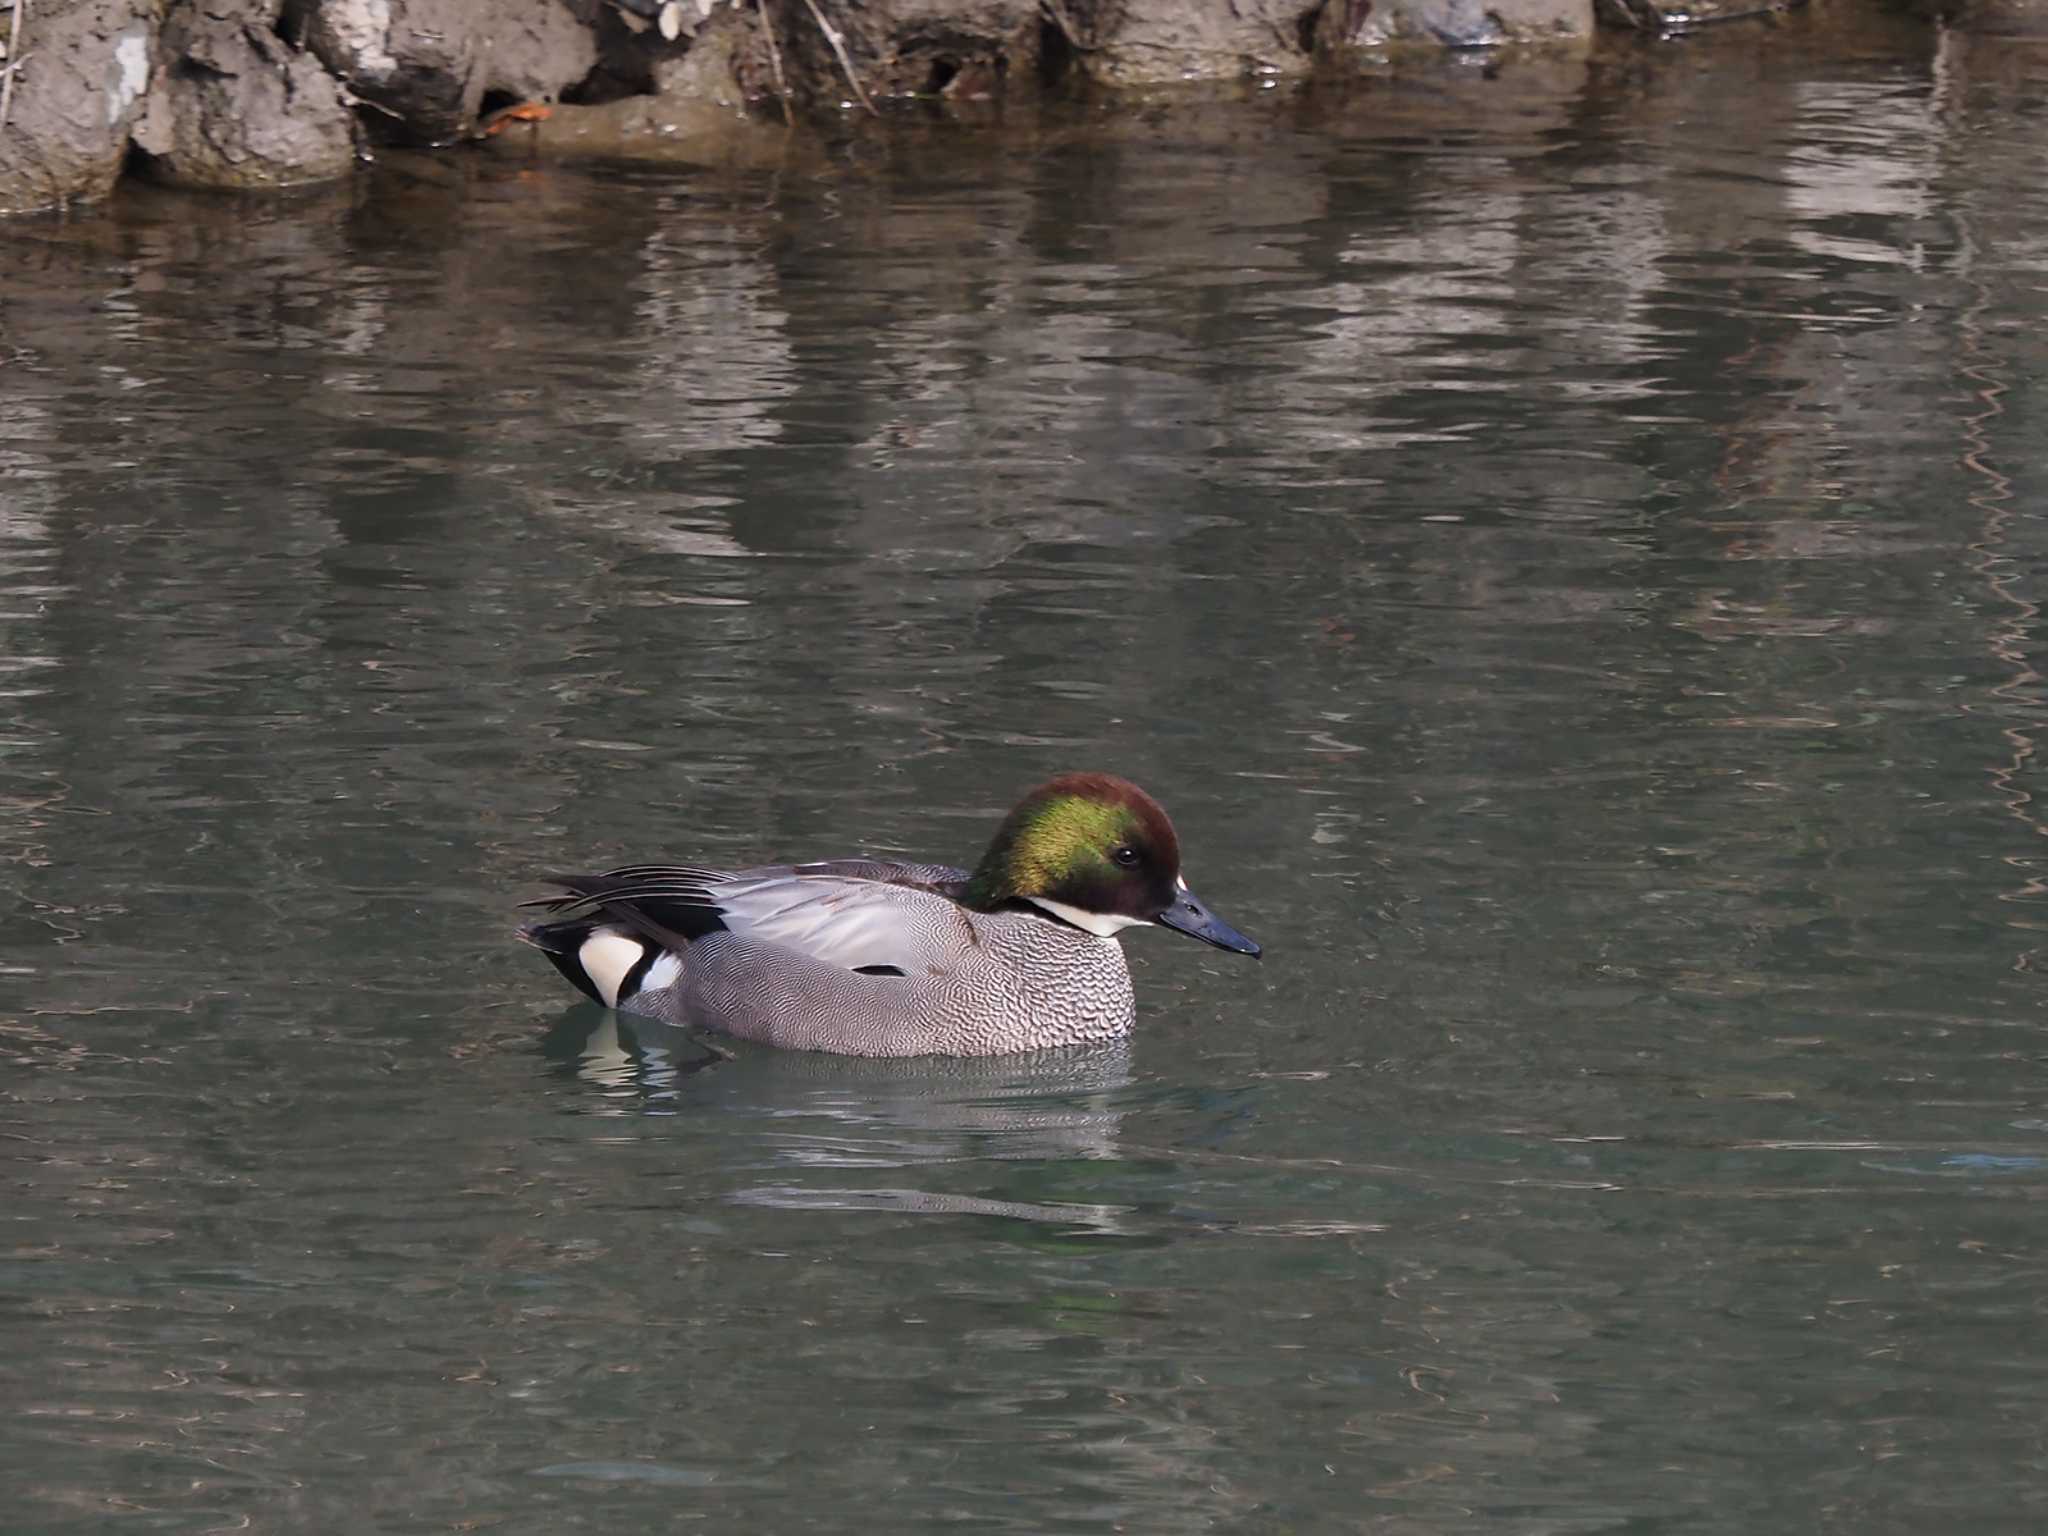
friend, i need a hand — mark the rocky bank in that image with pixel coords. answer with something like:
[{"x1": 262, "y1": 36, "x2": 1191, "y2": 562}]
[{"x1": 0, "y1": 0, "x2": 1898, "y2": 214}]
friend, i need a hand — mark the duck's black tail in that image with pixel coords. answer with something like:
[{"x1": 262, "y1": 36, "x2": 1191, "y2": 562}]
[
  {"x1": 520, "y1": 865, "x2": 730, "y2": 1010},
  {"x1": 517, "y1": 917, "x2": 674, "y2": 1009}
]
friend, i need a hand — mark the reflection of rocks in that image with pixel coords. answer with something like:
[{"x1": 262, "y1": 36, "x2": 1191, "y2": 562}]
[{"x1": 131, "y1": 1, "x2": 356, "y2": 189}]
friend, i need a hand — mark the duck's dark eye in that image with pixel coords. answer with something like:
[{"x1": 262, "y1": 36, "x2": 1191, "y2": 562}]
[{"x1": 1112, "y1": 845, "x2": 1140, "y2": 868}]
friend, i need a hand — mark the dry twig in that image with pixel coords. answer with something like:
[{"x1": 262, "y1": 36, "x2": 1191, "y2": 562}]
[
  {"x1": 1041, "y1": 0, "x2": 1094, "y2": 52},
  {"x1": 0, "y1": 0, "x2": 27, "y2": 132},
  {"x1": 798, "y1": 0, "x2": 876, "y2": 116},
  {"x1": 755, "y1": 0, "x2": 793, "y2": 125}
]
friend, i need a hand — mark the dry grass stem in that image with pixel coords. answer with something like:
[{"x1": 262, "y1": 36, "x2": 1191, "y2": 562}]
[
  {"x1": 798, "y1": 0, "x2": 877, "y2": 116},
  {"x1": 0, "y1": 0, "x2": 27, "y2": 131},
  {"x1": 756, "y1": 0, "x2": 793, "y2": 124}
]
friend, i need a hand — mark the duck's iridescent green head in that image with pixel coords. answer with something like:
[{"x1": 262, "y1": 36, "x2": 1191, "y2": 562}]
[{"x1": 964, "y1": 773, "x2": 1260, "y2": 956}]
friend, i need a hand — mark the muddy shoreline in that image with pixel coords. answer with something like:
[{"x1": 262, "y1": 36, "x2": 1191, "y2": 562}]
[{"x1": 0, "y1": 0, "x2": 1950, "y2": 215}]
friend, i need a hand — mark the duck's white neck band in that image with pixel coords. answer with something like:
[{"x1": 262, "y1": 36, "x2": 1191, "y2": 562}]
[{"x1": 1026, "y1": 896, "x2": 1145, "y2": 938}]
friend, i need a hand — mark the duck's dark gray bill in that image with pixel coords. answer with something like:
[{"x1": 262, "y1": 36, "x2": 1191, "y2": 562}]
[{"x1": 1157, "y1": 888, "x2": 1261, "y2": 958}]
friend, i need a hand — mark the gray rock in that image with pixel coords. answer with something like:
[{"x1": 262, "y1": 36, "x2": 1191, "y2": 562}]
[
  {"x1": 0, "y1": 0, "x2": 164, "y2": 214},
  {"x1": 1316, "y1": 0, "x2": 1591, "y2": 51},
  {"x1": 1432, "y1": 0, "x2": 1582, "y2": 43},
  {"x1": 132, "y1": 1, "x2": 356, "y2": 188},
  {"x1": 1066, "y1": 0, "x2": 1312, "y2": 85},
  {"x1": 285, "y1": 0, "x2": 597, "y2": 144}
]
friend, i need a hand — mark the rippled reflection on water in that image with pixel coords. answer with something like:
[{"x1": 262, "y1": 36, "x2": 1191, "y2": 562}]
[{"x1": 8, "y1": 13, "x2": 2048, "y2": 1532}]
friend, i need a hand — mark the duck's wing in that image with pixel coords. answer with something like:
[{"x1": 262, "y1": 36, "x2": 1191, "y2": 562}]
[{"x1": 523, "y1": 860, "x2": 973, "y2": 975}]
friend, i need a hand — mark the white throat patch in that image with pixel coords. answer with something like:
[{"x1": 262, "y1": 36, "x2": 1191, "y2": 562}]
[{"x1": 1026, "y1": 896, "x2": 1146, "y2": 939}]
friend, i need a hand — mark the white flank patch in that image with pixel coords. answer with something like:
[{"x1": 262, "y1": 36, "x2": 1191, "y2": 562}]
[
  {"x1": 578, "y1": 930, "x2": 645, "y2": 1009},
  {"x1": 1026, "y1": 896, "x2": 1145, "y2": 939},
  {"x1": 1176, "y1": 873, "x2": 1189, "y2": 891},
  {"x1": 640, "y1": 952, "x2": 683, "y2": 993}
]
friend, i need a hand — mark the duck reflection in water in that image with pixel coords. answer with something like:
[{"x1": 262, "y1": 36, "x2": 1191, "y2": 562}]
[{"x1": 540, "y1": 1006, "x2": 1139, "y2": 1164}]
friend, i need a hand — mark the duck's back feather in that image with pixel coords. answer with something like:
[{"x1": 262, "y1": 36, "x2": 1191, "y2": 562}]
[{"x1": 522, "y1": 860, "x2": 972, "y2": 977}]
